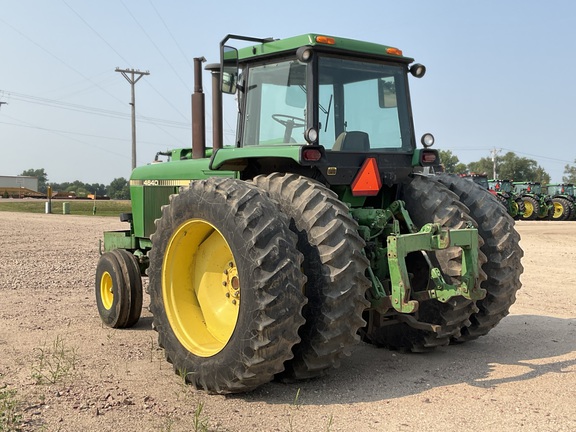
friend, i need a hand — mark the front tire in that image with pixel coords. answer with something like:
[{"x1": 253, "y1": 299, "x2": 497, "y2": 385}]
[
  {"x1": 148, "y1": 178, "x2": 307, "y2": 394},
  {"x1": 95, "y1": 249, "x2": 143, "y2": 329}
]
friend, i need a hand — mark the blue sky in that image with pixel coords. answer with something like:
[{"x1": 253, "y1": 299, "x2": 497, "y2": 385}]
[{"x1": 2, "y1": 0, "x2": 575, "y2": 184}]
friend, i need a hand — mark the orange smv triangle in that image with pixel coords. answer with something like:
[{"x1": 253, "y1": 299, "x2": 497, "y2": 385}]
[{"x1": 351, "y1": 157, "x2": 382, "y2": 196}]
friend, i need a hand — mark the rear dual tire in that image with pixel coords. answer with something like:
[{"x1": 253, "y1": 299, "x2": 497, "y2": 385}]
[
  {"x1": 435, "y1": 174, "x2": 523, "y2": 342},
  {"x1": 253, "y1": 173, "x2": 370, "y2": 380},
  {"x1": 148, "y1": 178, "x2": 307, "y2": 394},
  {"x1": 365, "y1": 175, "x2": 485, "y2": 352}
]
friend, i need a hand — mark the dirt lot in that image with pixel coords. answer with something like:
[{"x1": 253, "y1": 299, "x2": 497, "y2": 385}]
[{"x1": 0, "y1": 212, "x2": 574, "y2": 431}]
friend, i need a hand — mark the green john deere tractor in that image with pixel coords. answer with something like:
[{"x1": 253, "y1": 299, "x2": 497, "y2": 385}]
[
  {"x1": 95, "y1": 34, "x2": 524, "y2": 394},
  {"x1": 513, "y1": 181, "x2": 553, "y2": 220},
  {"x1": 488, "y1": 179, "x2": 525, "y2": 219},
  {"x1": 544, "y1": 183, "x2": 576, "y2": 221},
  {"x1": 459, "y1": 173, "x2": 489, "y2": 189}
]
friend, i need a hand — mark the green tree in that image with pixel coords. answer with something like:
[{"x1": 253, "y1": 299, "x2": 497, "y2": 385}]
[
  {"x1": 466, "y1": 158, "x2": 493, "y2": 177},
  {"x1": 90, "y1": 183, "x2": 107, "y2": 196},
  {"x1": 498, "y1": 152, "x2": 549, "y2": 182},
  {"x1": 108, "y1": 177, "x2": 130, "y2": 200},
  {"x1": 532, "y1": 167, "x2": 551, "y2": 184},
  {"x1": 439, "y1": 150, "x2": 467, "y2": 174},
  {"x1": 468, "y1": 152, "x2": 550, "y2": 182},
  {"x1": 20, "y1": 168, "x2": 48, "y2": 193},
  {"x1": 563, "y1": 160, "x2": 576, "y2": 183}
]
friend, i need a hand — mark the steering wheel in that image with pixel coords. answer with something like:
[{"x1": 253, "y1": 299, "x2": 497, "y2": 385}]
[{"x1": 272, "y1": 114, "x2": 306, "y2": 128}]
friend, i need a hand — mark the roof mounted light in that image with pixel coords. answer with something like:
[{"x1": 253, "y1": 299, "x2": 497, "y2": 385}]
[
  {"x1": 296, "y1": 46, "x2": 314, "y2": 63},
  {"x1": 315, "y1": 35, "x2": 335, "y2": 45},
  {"x1": 386, "y1": 47, "x2": 403, "y2": 56},
  {"x1": 410, "y1": 63, "x2": 426, "y2": 78},
  {"x1": 421, "y1": 133, "x2": 435, "y2": 148}
]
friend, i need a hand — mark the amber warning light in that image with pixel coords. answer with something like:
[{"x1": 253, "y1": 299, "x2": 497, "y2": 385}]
[
  {"x1": 315, "y1": 35, "x2": 336, "y2": 45},
  {"x1": 351, "y1": 158, "x2": 382, "y2": 196}
]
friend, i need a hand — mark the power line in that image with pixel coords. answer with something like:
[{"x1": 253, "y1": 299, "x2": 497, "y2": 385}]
[
  {"x1": 0, "y1": 16, "x2": 128, "y2": 109},
  {"x1": 148, "y1": 0, "x2": 195, "y2": 73},
  {"x1": 120, "y1": 0, "x2": 191, "y2": 93},
  {"x1": 62, "y1": 0, "x2": 128, "y2": 63},
  {"x1": 60, "y1": 1, "x2": 191, "y2": 125},
  {"x1": 0, "y1": 90, "x2": 230, "y2": 132},
  {"x1": 443, "y1": 146, "x2": 574, "y2": 165},
  {"x1": 0, "y1": 113, "x2": 130, "y2": 160},
  {"x1": 0, "y1": 118, "x2": 166, "y2": 146}
]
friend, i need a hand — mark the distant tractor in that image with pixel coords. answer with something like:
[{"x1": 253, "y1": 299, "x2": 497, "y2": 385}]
[
  {"x1": 513, "y1": 181, "x2": 553, "y2": 220},
  {"x1": 95, "y1": 33, "x2": 524, "y2": 394},
  {"x1": 488, "y1": 179, "x2": 525, "y2": 219},
  {"x1": 544, "y1": 183, "x2": 575, "y2": 221},
  {"x1": 460, "y1": 173, "x2": 490, "y2": 189}
]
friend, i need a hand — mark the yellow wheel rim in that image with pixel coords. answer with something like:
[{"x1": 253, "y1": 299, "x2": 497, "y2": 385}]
[
  {"x1": 511, "y1": 201, "x2": 519, "y2": 214},
  {"x1": 100, "y1": 271, "x2": 114, "y2": 310},
  {"x1": 162, "y1": 219, "x2": 240, "y2": 357},
  {"x1": 553, "y1": 202, "x2": 563, "y2": 218},
  {"x1": 524, "y1": 201, "x2": 534, "y2": 218}
]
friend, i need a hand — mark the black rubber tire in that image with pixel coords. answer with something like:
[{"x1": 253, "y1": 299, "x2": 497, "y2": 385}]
[
  {"x1": 551, "y1": 197, "x2": 572, "y2": 221},
  {"x1": 495, "y1": 193, "x2": 509, "y2": 211},
  {"x1": 522, "y1": 196, "x2": 539, "y2": 220},
  {"x1": 253, "y1": 173, "x2": 371, "y2": 380},
  {"x1": 543, "y1": 199, "x2": 555, "y2": 220},
  {"x1": 366, "y1": 175, "x2": 484, "y2": 352},
  {"x1": 514, "y1": 198, "x2": 526, "y2": 220},
  {"x1": 95, "y1": 249, "x2": 143, "y2": 328},
  {"x1": 148, "y1": 178, "x2": 307, "y2": 394},
  {"x1": 435, "y1": 174, "x2": 524, "y2": 342}
]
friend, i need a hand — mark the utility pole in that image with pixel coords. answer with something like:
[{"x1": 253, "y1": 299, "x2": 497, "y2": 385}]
[
  {"x1": 490, "y1": 147, "x2": 501, "y2": 179},
  {"x1": 115, "y1": 68, "x2": 150, "y2": 170}
]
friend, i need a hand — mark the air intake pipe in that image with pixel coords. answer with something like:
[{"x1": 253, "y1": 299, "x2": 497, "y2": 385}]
[{"x1": 205, "y1": 63, "x2": 223, "y2": 151}]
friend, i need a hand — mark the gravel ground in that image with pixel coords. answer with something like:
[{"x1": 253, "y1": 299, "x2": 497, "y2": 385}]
[{"x1": 0, "y1": 212, "x2": 575, "y2": 431}]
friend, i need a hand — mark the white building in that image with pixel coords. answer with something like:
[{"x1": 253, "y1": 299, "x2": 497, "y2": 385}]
[{"x1": 0, "y1": 175, "x2": 39, "y2": 192}]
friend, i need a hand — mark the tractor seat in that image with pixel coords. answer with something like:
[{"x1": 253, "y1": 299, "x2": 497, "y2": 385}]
[{"x1": 332, "y1": 131, "x2": 370, "y2": 152}]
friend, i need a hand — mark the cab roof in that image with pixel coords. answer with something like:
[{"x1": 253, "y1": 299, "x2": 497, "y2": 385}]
[{"x1": 237, "y1": 33, "x2": 414, "y2": 63}]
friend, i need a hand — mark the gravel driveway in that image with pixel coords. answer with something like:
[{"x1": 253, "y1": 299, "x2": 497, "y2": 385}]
[{"x1": 0, "y1": 212, "x2": 574, "y2": 431}]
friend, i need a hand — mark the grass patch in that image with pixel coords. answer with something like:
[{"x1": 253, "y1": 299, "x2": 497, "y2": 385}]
[
  {"x1": 0, "y1": 199, "x2": 131, "y2": 216},
  {"x1": 31, "y1": 336, "x2": 78, "y2": 385},
  {"x1": 0, "y1": 385, "x2": 22, "y2": 431}
]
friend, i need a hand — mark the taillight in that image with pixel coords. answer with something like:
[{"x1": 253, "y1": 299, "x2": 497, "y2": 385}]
[
  {"x1": 421, "y1": 150, "x2": 437, "y2": 165},
  {"x1": 302, "y1": 148, "x2": 322, "y2": 161}
]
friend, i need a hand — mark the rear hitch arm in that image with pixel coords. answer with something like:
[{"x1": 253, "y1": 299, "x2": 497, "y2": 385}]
[{"x1": 387, "y1": 223, "x2": 485, "y2": 313}]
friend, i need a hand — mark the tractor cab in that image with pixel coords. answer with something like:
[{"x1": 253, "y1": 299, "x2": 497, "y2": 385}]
[{"x1": 212, "y1": 34, "x2": 438, "y2": 186}]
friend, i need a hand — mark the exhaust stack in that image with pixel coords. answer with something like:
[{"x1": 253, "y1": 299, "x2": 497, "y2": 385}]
[{"x1": 192, "y1": 57, "x2": 206, "y2": 159}]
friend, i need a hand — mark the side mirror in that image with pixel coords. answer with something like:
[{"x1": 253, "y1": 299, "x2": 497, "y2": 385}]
[
  {"x1": 378, "y1": 78, "x2": 397, "y2": 108},
  {"x1": 220, "y1": 45, "x2": 238, "y2": 94},
  {"x1": 286, "y1": 61, "x2": 307, "y2": 108}
]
